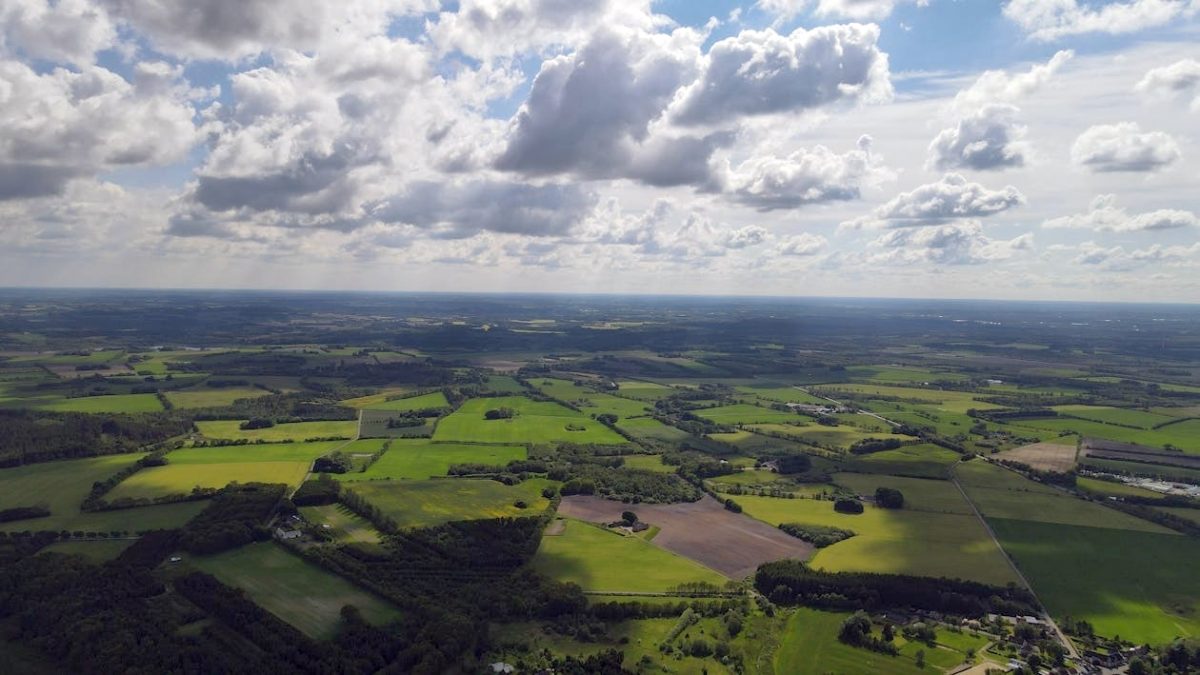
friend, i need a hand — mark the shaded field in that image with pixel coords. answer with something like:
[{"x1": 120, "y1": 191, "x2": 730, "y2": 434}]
[
  {"x1": 533, "y1": 519, "x2": 729, "y2": 592},
  {"x1": 360, "y1": 391, "x2": 449, "y2": 412},
  {"x1": 164, "y1": 387, "x2": 270, "y2": 409},
  {"x1": 737, "y1": 493, "x2": 1018, "y2": 586},
  {"x1": 196, "y1": 420, "x2": 358, "y2": 441},
  {"x1": 995, "y1": 442, "x2": 1077, "y2": 473},
  {"x1": 189, "y1": 542, "x2": 401, "y2": 640},
  {"x1": 40, "y1": 539, "x2": 134, "y2": 562},
  {"x1": 1075, "y1": 477, "x2": 1161, "y2": 499},
  {"x1": 35, "y1": 393, "x2": 164, "y2": 414},
  {"x1": 299, "y1": 503, "x2": 383, "y2": 544},
  {"x1": 956, "y1": 460, "x2": 1171, "y2": 533},
  {"x1": 345, "y1": 477, "x2": 554, "y2": 529},
  {"x1": 989, "y1": 518, "x2": 1200, "y2": 644},
  {"x1": 334, "y1": 440, "x2": 526, "y2": 481},
  {"x1": 846, "y1": 443, "x2": 962, "y2": 478},
  {"x1": 558, "y1": 495, "x2": 813, "y2": 580},
  {"x1": 432, "y1": 396, "x2": 627, "y2": 445}
]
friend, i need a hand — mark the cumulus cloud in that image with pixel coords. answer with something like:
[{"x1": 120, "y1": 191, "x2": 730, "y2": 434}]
[
  {"x1": 669, "y1": 24, "x2": 891, "y2": 126},
  {"x1": 97, "y1": 0, "x2": 435, "y2": 60},
  {"x1": 868, "y1": 221, "x2": 1033, "y2": 265},
  {"x1": 494, "y1": 28, "x2": 711, "y2": 184},
  {"x1": 1070, "y1": 122, "x2": 1181, "y2": 172},
  {"x1": 721, "y1": 135, "x2": 891, "y2": 210},
  {"x1": 0, "y1": 60, "x2": 200, "y2": 200},
  {"x1": 1042, "y1": 194, "x2": 1198, "y2": 232},
  {"x1": 777, "y1": 232, "x2": 828, "y2": 256},
  {"x1": 1073, "y1": 240, "x2": 1200, "y2": 268},
  {"x1": 950, "y1": 49, "x2": 1073, "y2": 113},
  {"x1": 1003, "y1": 0, "x2": 1195, "y2": 41},
  {"x1": 0, "y1": 0, "x2": 117, "y2": 66},
  {"x1": 842, "y1": 174, "x2": 1025, "y2": 230},
  {"x1": 369, "y1": 181, "x2": 598, "y2": 238},
  {"x1": 757, "y1": 0, "x2": 927, "y2": 21},
  {"x1": 928, "y1": 104, "x2": 1028, "y2": 171},
  {"x1": 1136, "y1": 58, "x2": 1200, "y2": 111}
]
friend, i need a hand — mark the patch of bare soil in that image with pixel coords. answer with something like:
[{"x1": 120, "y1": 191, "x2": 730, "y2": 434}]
[
  {"x1": 995, "y1": 442, "x2": 1078, "y2": 473},
  {"x1": 558, "y1": 495, "x2": 812, "y2": 579}
]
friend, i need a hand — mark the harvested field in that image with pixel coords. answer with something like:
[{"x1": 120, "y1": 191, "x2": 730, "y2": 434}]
[
  {"x1": 557, "y1": 495, "x2": 812, "y2": 579},
  {"x1": 995, "y1": 441, "x2": 1078, "y2": 473}
]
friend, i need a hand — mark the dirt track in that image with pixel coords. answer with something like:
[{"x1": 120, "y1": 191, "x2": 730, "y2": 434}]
[{"x1": 558, "y1": 495, "x2": 813, "y2": 579}]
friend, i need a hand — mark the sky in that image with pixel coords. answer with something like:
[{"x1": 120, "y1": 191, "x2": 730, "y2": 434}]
[{"x1": 0, "y1": 0, "x2": 1198, "y2": 302}]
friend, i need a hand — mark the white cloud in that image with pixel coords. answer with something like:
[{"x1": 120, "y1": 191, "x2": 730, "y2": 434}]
[
  {"x1": 868, "y1": 221, "x2": 1034, "y2": 265},
  {"x1": 1136, "y1": 58, "x2": 1200, "y2": 111},
  {"x1": 1003, "y1": 0, "x2": 1195, "y2": 41},
  {"x1": 0, "y1": 0, "x2": 117, "y2": 66},
  {"x1": 842, "y1": 173, "x2": 1026, "y2": 229},
  {"x1": 722, "y1": 135, "x2": 891, "y2": 210},
  {"x1": 928, "y1": 104, "x2": 1028, "y2": 171},
  {"x1": 1070, "y1": 122, "x2": 1181, "y2": 172},
  {"x1": 669, "y1": 24, "x2": 891, "y2": 126},
  {"x1": 950, "y1": 49, "x2": 1074, "y2": 113},
  {"x1": 1073, "y1": 240, "x2": 1200, "y2": 268},
  {"x1": 756, "y1": 0, "x2": 927, "y2": 21},
  {"x1": 1042, "y1": 194, "x2": 1197, "y2": 232},
  {"x1": 0, "y1": 60, "x2": 200, "y2": 200},
  {"x1": 776, "y1": 232, "x2": 828, "y2": 256}
]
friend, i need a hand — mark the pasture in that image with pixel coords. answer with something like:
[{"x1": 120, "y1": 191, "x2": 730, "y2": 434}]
[
  {"x1": 693, "y1": 404, "x2": 802, "y2": 425},
  {"x1": 845, "y1": 443, "x2": 961, "y2": 478},
  {"x1": 621, "y1": 454, "x2": 675, "y2": 473},
  {"x1": 955, "y1": 461, "x2": 1171, "y2": 533},
  {"x1": 163, "y1": 386, "x2": 270, "y2": 409},
  {"x1": 484, "y1": 375, "x2": 526, "y2": 393},
  {"x1": 733, "y1": 385, "x2": 827, "y2": 404},
  {"x1": 299, "y1": 504, "x2": 383, "y2": 544},
  {"x1": 532, "y1": 518, "x2": 728, "y2": 592},
  {"x1": 334, "y1": 440, "x2": 526, "y2": 481},
  {"x1": 343, "y1": 477, "x2": 554, "y2": 529},
  {"x1": 360, "y1": 391, "x2": 449, "y2": 412},
  {"x1": 533, "y1": 378, "x2": 651, "y2": 417},
  {"x1": 616, "y1": 416, "x2": 690, "y2": 442},
  {"x1": 1007, "y1": 418, "x2": 1200, "y2": 453},
  {"x1": 989, "y1": 518, "x2": 1200, "y2": 644},
  {"x1": 748, "y1": 423, "x2": 898, "y2": 451},
  {"x1": 1075, "y1": 477, "x2": 1161, "y2": 499},
  {"x1": 189, "y1": 542, "x2": 402, "y2": 640},
  {"x1": 1051, "y1": 405, "x2": 1176, "y2": 430},
  {"x1": 613, "y1": 380, "x2": 675, "y2": 400},
  {"x1": 432, "y1": 396, "x2": 627, "y2": 445},
  {"x1": 195, "y1": 419, "x2": 358, "y2": 441},
  {"x1": 832, "y1": 473, "x2": 973, "y2": 515},
  {"x1": 737, "y1": 494, "x2": 1017, "y2": 585}
]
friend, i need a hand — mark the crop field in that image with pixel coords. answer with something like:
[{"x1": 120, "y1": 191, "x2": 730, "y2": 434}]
[
  {"x1": 994, "y1": 442, "x2": 1078, "y2": 473},
  {"x1": 32, "y1": 393, "x2": 164, "y2": 413},
  {"x1": 532, "y1": 519, "x2": 728, "y2": 592},
  {"x1": 334, "y1": 440, "x2": 526, "y2": 480},
  {"x1": 616, "y1": 416, "x2": 690, "y2": 441},
  {"x1": 163, "y1": 386, "x2": 270, "y2": 409},
  {"x1": 988, "y1": 518, "x2": 1200, "y2": 644},
  {"x1": 1007, "y1": 417, "x2": 1200, "y2": 452},
  {"x1": 360, "y1": 391, "x2": 449, "y2": 412},
  {"x1": 432, "y1": 396, "x2": 627, "y2": 445},
  {"x1": 955, "y1": 461, "x2": 1170, "y2": 533},
  {"x1": 1051, "y1": 405, "x2": 1176, "y2": 429},
  {"x1": 613, "y1": 380, "x2": 676, "y2": 400},
  {"x1": 338, "y1": 388, "x2": 412, "y2": 409},
  {"x1": 343, "y1": 477, "x2": 554, "y2": 529},
  {"x1": 195, "y1": 419, "x2": 358, "y2": 441},
  {"x1": 620, "y1": 454, "x2": 674, "y2": 473},
  {"x1": 775, "y1": 608, "x2": 983, "y2": 675},
  {"x1": 748, "y1": 423, "x2": 898, "y2": 451},
  {"x1": 299, "y1": 504, "x2": 383, "y2": 544},
  {"x1": 189, "y1": 542, "x2": 402, "y2": 640},
  {"x1": 832, "y1": 473, "x2": 974, "y2": 515},
  {"x1": 533, "y1": 378, "x2": 652, "y2": 417},
  {"x1": 693, "y1": 404, "x2": 802, "y2": 425},
  {"x1": 846, "y1": 443, "x2": 961, "y2": 478},
  {"x1": 737, "y1": 494, "x2": 1018, "y2": 585},
  {"x1": 40, "y1": 539, "x2": 134, "y2": 562},
  {"x1": 1079, "y1": 456, "x2": 1200, "y2": 483},
  {"x1": 733, "y1": 385, "x2": 827, "y2": 404},
  {"x1": 557, "y1": 495, "x2": 813, "y2": 579}
]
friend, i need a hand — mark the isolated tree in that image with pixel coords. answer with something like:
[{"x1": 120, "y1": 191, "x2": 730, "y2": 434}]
[
  {"x1": 621, "y1": 511, "x2": 638, "y2": 525},
  {"x1": 875, "y1": 487, "x2": 904, "y2": 509}
]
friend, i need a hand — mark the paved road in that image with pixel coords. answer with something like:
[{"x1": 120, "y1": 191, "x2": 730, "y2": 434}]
[{"x1": 951, "y1": 466, "x2": 1080, "y2": 660}]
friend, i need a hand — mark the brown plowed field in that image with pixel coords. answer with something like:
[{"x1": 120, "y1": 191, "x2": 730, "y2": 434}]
[
  {"x1": 558, "y1": 495, "x2": 812, "y2": 579},
  {"x1": 995, "y1": 442, "x2": 1077, "y2": 473}
]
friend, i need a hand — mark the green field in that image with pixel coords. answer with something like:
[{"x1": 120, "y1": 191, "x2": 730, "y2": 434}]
[
  {"x1": 108, "y1": 441, "x2": 347, "y2": 500},
  {"x1": 163, "y1": 386, "x2": 270, "y2": 409},
  {"x1": 1154, "y1": 507, "x2": 1200, "y2": 525},
  {"x1": 775, "y1": 608, "x2": 983, "y2": 675},
  {"x1": 694, "y1": 404, "x2": 802, "y2": 425},
  {"x1": 485, "y1": 376, "x2": 526, "y2": 393},
  {"x1": 360, "y1": 391, "x2": 449, "y2": 412},
  {"x1": 813, "y1": 384, "x2": 997, "y2": 414},
  {"x1": 846, "y1": 365, "x2": 969, "y2": 384},
  {"x1": 195, "y1": 419, "x2": 358, "y2": 441},
  {"x1": 34, "y1": 393, "x2": 164, "y2": 414},
  {"x1": 989, "y1": 518, "x2": 1200, "y2": 644},
  {"x1": 533, "y1": 378, "x2": 652, "y2": 417},
  {"x1": 299, "y1": 503, "x2": 383, "y2": 544},
  {"x1": 343, "y1": 477, "x2": 554, "y2": 529},
  {"x1": 616, "y1": 416, "x2": 690, "y2": 441},
  {"x1": 432, "y1": 396, "x2": 627, "y2": 445},
  {"x1": 749, "y1": 423, "x2": 900, "y2": 451},
  {"x1": 1076, "y1": 477, "x2": 1161, "y2": 498},
  {"x1": 956, "y1": 461, "x2": 1171, "y2": 533},
  {"x1": 334, "y1": 440, "x2": 526, "y2": 480},
  {"x1": 621, "y1": 454, "x2": 675, "y2": 473},
  {"x1": 847, "y1": 443, "x2": 962, "y2": 478},
  {"x1": 733, "y1": 385, "x2": 827, "y2": 404},
  {"x1": 737, "y1": 494, "x2": 1017, "y2": 585},
  {"x1": 1008, "y1": 418, "x2": 1200, "y2": 453},
  {"x1": 1051, "y1": 405, "x2": 1176, "y2": 430},
  {"x1": 189, "y1": 542, "x2": 401, "y2": 639},
  {"x1": 613, "y1": 380, "x2": 676, "y2": 401},
  {"x1": 533, "y1": 519, "x2": 727, "y2": 592},
  {"x1": 832, "y1": 473, "x2": 973, "y2": 515}
]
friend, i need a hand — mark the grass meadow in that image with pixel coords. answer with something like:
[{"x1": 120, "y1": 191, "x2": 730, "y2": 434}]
[
  {"x1": 163, "y1": 386, "x2": 270, "y2": 409},
  {"x1": 299, "y1": 504, "x2": 383, "y2": 544},
  {"x1": 343, "y1": 476, "x2": 554, "y2": 529},
  {"x1": 432, "y1": 396, "x2": 627, "y2": 445},
  {"x1": 693, "y1": 404, "x2": 802, "y2": 425},
  {"x1": 532, "y1": 519, "x2": 727, "y2": 592},
  {"x1": 189, "y1": 542, "x2": 401, "y2": 639},
  {"x1": 334, "y1": 440, "x2": 526, "y2": 481},
  {"x1": 34, "y1": 394, "x2": 164, "y2": 414},
  {"x1": 195, "y1": 419, "x2": 358, "y2": 441}
]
